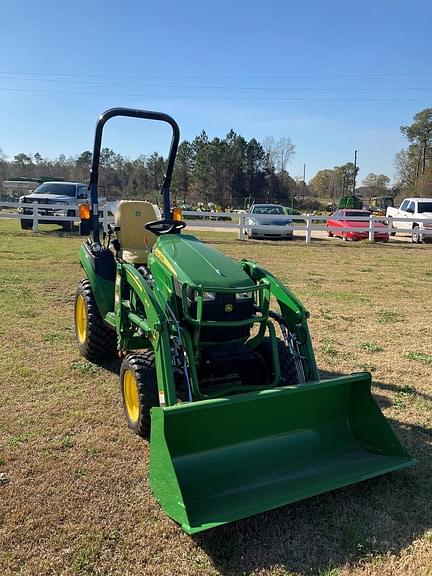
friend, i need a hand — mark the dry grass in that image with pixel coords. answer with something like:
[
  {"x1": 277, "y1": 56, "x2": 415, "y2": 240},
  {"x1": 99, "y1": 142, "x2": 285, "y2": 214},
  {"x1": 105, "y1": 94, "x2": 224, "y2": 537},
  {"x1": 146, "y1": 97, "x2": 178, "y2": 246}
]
[{"x1": 0, "y1": 220, "x2": 431, "y2": 576}]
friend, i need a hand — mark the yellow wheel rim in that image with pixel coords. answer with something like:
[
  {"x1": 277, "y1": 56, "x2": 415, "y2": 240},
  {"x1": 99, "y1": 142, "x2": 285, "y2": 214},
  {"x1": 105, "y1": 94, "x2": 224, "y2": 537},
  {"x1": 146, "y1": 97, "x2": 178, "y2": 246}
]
[
  {"x1": 123, "y1": 370, "x2": 140, "y2": 423},
  {"x1": 76, "y1": 294, "x2": 88, "y2": 344}
]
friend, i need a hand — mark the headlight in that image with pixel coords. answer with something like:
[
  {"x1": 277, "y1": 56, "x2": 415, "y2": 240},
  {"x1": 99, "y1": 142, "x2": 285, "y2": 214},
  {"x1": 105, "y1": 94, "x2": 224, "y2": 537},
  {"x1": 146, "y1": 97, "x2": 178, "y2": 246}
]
[
  {"x1": 248, "y1": 218, "x2": 256, "y2": 225},
  {"x1": 202, "y1": 291, "x2": 216, "y2": 301},
  {"x1": 236, "y1": 291, "x2": 253, "y2": 300},
  {"x1": 187, "y1": 289, "x2": 216, "y2": 302}
]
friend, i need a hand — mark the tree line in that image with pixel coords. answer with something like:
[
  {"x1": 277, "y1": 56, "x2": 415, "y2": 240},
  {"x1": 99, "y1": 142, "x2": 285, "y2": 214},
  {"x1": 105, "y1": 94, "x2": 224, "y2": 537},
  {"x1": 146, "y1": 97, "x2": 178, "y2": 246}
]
[
  {"x1": 297, "y1": 108, "x2": 432, "y2": 200},
  {"x1": 0, "y1": 132, "x2": 302, "y2": 207},
  {"x1": 1, "y1": 108, "x2": 430, "y2": 205}
]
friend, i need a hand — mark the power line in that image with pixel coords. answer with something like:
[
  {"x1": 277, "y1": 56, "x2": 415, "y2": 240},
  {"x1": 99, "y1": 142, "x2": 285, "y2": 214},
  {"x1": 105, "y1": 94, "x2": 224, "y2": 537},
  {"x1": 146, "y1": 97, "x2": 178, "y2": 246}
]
[
  {"x1": 1, "y1": 86, "x2": 431, "y2": 102},
  {"x1": 1, "y1": 75, "x2": 432, "y2": 91},
  {"x1": 1, "y1": 70, "x2": 432, "y2": 80}
]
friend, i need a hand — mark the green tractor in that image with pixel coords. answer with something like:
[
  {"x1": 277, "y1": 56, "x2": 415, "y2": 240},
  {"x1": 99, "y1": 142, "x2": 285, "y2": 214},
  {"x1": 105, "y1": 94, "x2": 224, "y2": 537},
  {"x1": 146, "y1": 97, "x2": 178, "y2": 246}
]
[
  {"x1": 337, "y1": 194, "x2": 363, "y2": 210},
  {"x1": 74, "y1": 108, "x2": 414, "y2": 534}
]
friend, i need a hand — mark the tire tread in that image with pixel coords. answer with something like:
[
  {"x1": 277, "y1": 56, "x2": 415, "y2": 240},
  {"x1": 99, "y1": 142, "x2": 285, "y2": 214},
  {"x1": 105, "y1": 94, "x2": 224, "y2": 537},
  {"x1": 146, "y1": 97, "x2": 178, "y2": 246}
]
[
  {"x1": 256, "y1": 337, "x2": 299, "y2": 386},
  {"x1": 75, "y1": 279, "x2": 116, "y2": 362},
  {"x1": 120, "y1": 351, "x2": 159, "y2": 438}
]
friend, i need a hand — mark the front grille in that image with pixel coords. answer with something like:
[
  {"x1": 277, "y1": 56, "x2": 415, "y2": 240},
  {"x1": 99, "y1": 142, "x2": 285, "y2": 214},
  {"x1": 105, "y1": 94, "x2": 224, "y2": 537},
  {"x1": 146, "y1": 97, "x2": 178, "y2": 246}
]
[
  {"x1": 188, "y1": 294, "x2": 254, "y2": 342},
  {"x1": 23, "y1": 197, "x2": 54, "y2": 204}
]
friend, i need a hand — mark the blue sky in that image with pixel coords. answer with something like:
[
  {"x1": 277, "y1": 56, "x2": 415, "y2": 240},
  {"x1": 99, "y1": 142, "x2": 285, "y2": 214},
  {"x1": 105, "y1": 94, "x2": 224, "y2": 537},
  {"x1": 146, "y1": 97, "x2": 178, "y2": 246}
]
[{"x1": 2, "y1": 0, "x2": 432, "y2": 184}]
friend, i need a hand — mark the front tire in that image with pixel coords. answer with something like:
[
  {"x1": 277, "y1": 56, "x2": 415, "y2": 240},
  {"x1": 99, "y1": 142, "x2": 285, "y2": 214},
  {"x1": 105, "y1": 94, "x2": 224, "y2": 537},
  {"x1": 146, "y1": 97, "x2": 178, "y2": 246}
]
[
  {"x1": 120, "y1": 352, "x2": 159, "y2": 438},
  {"x1": 256, "y1": 337, "x2": 300, "y2": 386},
  {"x1": 412, "y1": 225, "x2": 422, "y2": 244},
  {"x1": 74, "y1": 279, "x2": 117, "y2": 362}
]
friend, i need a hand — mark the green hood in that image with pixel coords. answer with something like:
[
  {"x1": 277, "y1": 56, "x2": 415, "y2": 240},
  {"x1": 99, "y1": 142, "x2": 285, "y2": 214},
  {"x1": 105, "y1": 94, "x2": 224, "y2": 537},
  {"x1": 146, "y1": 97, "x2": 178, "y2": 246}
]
[{"x1": 151, "y1": 234, "x2": 254, "y2": 289}]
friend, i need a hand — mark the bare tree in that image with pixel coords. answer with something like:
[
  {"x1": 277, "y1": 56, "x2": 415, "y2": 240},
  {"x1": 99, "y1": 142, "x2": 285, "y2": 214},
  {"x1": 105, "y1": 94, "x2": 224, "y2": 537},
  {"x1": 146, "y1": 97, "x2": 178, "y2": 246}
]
[
  {"x1": 361, "y1": 173, "x2": 390, "y2": 197},
  {"x1": 276, "y1": 137, "x2": 295, "y2": 172},
  {"x1": 262, "y1": 136, "x2": 295, "y2": 174},
  {"x1": 262, "y1": 136, "x2": 277, "y2": 168}
]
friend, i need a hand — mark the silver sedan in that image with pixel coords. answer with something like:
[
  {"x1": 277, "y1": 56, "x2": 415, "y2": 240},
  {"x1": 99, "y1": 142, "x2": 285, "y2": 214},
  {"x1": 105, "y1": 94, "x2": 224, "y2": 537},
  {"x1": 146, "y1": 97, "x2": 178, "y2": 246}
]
[{"x1": 246, "y1": 204, "x2": 294, "y2": 239}]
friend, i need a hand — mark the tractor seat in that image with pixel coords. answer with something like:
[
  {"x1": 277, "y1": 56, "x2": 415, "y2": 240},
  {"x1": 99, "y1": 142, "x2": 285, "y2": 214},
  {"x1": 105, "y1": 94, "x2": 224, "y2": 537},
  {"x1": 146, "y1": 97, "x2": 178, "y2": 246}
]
[{"x1": 115, "y1": 200, "x2": 161, "y2": 265}]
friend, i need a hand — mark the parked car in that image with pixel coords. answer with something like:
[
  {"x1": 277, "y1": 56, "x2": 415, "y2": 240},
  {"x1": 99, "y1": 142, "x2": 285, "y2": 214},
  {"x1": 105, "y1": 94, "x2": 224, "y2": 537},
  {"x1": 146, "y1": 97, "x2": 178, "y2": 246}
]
[
  {"x1": 386, "y1": 197, "x2": 432, "y2": 243},
  {"x1": 284, "y1": 207, "x2": 302, "y2": 216},
  {"x1": 246, "y1": 203, "x2": 293, "y2": 240},
  {"x1": 327, "y1": 209, "x2": 389, "y2": 242},
  {"x1": 18, "y1": 181, "x2": 89, "y2": 231}
]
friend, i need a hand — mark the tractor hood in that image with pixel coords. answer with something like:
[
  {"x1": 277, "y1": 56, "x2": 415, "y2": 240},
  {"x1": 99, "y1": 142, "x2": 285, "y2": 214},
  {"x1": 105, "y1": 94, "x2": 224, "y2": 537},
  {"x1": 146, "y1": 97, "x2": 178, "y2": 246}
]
[{"x1": 151, "y1": 234, "x2": 254, "y2": 289}]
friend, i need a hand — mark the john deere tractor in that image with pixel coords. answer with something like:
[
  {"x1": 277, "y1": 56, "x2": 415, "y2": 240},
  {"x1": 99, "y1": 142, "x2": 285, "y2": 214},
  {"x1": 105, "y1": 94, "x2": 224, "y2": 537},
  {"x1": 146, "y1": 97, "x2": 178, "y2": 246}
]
[{"x1": 74, "y1": 108, "x2": 414, "y2": 534}]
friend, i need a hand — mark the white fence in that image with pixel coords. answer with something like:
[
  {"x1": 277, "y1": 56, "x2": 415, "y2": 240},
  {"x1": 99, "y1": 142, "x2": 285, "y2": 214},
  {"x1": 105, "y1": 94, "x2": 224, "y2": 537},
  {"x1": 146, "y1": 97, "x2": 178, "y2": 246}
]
[
  {"x1": 184, "y1": 211, "x2": 432, "y2": 243},
  {"x1": 0, "y1": 201, "x2": 115, "y2": 232},
  {"x1": 1, "y1": 202, "x2": 431, "y2": 244}
]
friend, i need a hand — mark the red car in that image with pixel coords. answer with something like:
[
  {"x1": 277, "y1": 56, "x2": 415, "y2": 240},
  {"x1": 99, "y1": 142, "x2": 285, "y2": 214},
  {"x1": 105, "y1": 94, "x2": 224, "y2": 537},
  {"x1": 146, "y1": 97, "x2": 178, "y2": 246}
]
[{"x1": 327, "y1": 209, "x2": 389, "y2": 242}]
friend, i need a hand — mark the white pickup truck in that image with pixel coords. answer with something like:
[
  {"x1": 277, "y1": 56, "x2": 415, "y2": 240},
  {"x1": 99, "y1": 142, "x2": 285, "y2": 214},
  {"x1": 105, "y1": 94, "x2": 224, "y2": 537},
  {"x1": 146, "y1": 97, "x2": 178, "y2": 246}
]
[{"x1": 386, "y1": 197, "x2": 432, "y2": 243}]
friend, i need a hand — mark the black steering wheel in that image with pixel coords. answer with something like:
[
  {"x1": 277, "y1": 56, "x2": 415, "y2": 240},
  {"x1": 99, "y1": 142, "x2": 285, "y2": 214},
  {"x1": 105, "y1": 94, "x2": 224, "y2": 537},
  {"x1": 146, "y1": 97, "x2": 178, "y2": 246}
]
[{"x1": 144, "y1": 219, "x2": 186, "y2": 236}]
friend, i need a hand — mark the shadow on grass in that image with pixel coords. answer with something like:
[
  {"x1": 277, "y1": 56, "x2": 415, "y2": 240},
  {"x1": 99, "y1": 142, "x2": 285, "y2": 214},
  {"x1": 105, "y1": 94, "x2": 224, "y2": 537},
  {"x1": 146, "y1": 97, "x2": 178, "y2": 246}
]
[
  {"x1": 98, "y1": 356, "x2": 121, "y2": 375},
  {"x1": 192, "y1": 374, "x2": 431, "y2": 576},
  {"x1": 374, "y1": 380, "x2": 432, "y2": 404},
  {"x1": 320, "y1": 369, "x2": 432, "y2": 405}
]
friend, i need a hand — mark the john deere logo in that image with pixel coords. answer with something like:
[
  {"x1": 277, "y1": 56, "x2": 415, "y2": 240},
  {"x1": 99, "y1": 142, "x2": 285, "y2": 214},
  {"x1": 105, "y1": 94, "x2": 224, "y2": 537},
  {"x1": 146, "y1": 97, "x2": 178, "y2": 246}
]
[
  {"x1": 135, "y1": 211, "x2": 141, "y2": 217},
  {"x1": 224, "y1": 304, "x2": 234, "y2": 313}
]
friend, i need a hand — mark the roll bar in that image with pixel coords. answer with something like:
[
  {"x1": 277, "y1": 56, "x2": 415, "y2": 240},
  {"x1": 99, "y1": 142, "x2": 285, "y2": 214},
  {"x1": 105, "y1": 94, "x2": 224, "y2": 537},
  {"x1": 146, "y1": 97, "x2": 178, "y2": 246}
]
[{"x1": 88, "y1": 107, "x2": 180, "y2": 244}]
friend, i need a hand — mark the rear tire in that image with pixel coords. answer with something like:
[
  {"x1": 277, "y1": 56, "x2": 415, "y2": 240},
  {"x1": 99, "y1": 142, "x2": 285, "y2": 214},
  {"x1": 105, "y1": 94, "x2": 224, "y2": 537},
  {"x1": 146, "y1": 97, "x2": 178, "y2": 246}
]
[
  {"x1": 256, "y1": 337, "x2": 299, "y2": 386},
  {"x1": 327, "y1": 230, "x2": 333, "y2": 237},
  {"x1": 120, "y1": 352, "x2": 159, "y2": 438},
  {"x1": 74, "y1": 279, "x2": 117, "y2": 362}
]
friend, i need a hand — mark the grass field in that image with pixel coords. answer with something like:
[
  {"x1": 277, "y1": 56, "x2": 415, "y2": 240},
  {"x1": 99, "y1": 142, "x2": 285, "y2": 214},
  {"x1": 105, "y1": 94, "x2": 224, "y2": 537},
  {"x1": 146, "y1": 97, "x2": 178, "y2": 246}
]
[{"x1": 0, "y1": 219, "x2": 431, "y2": 576}]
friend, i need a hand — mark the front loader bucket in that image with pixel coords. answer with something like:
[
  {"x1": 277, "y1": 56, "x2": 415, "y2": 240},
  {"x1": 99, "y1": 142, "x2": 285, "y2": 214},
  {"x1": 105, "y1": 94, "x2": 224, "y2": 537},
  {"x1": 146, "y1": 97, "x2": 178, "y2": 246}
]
[{"x1": 149, "y1": 373, "x2": 414, "y2": 534}]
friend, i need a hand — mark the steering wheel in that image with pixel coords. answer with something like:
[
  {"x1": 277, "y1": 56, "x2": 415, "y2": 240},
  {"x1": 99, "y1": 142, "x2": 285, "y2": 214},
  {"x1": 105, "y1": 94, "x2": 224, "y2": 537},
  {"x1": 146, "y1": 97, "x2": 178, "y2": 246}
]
[{"x1": 144, "y1": 219, "x2": 186, "y2": 236}]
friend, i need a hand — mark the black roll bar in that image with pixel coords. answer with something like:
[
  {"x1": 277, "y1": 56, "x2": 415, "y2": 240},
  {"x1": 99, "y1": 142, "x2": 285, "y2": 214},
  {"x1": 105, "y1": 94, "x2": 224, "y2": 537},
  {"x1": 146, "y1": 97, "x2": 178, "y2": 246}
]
[{"x1": 88, "y1": 107, "x2": 180, "y2": 244}]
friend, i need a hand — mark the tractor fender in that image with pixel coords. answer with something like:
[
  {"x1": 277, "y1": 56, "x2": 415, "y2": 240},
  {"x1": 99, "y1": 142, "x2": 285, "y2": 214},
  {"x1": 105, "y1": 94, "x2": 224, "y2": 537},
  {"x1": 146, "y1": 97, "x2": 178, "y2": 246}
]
[{"x1": 79, "y1": 242, "x2": 115, "y2": 317}]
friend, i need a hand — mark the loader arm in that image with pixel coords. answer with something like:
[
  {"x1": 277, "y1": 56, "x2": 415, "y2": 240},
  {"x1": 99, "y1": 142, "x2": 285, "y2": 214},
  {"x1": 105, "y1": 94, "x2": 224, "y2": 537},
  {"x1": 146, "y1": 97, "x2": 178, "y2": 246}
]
[
  {"x1": 241, "y1": 259, "x2": 319, "y2": 381},
  {"x1": 114, "y1": 262, "x2": 177, "y2": 407}
]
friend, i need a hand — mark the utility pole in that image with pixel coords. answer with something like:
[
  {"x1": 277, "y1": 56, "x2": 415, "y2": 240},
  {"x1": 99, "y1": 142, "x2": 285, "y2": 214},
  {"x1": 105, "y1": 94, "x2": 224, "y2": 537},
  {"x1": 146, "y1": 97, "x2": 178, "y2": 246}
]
[
  {"x1": 302, "y1": 164, "x2": 306, "y2": 199},
  {"x1": 353, "y1": 150, "x2": 358, "y2": 195}
]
